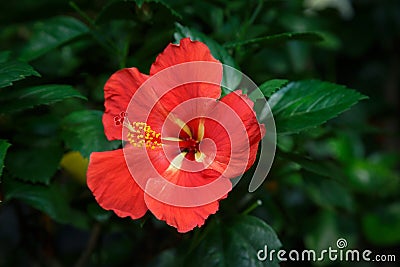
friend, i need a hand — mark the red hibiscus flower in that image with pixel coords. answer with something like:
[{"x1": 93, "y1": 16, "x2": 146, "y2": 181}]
[{"x1": 87, "y1": 38, "x2": 265, "y2": 233}]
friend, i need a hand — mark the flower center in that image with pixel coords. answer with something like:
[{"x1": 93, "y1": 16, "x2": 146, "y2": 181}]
[
  {"x1": 122, "y1": 116, "x2": 206, "y2": 162},
  {"x1": 180, "y1": 138, "x2": 200, "y2": 153}
]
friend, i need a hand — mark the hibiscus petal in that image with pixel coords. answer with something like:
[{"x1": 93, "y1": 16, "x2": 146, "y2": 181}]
[
  {"x1": 124, "y1": 144, "x2": 231, "y2": 232},
  {"x1": 220, "y1": 90, "x2": 265, "y2": 171},
  {"x1": 187, "y1": 118, "x2": 231, "y2": 173},
  {"x1": 144, "y1": 193, "x2": 226, "y2": 233},
  {"x1": 103, "y1": 68, "x2": 149, "y2": 141},
  {"x1": 150, "y1": 37, "x2": 220, "y2": 76},
  {"x1": 221, "y1": 91, "x2": 265, "y2": 141},
  {"x1": 87, "y1": 149, "x2": 147, "y2": 219},
  {"x1": 141, "y1": 39, "x2": 223, "y2": 133}
]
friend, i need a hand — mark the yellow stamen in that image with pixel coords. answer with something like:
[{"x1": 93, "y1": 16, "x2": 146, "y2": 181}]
[{"x1": 123, "y1": 118, "x2": 162, "y2": 150}]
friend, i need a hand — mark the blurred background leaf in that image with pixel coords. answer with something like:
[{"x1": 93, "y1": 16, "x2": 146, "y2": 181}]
[
  {"x1": 18, "y1": 16, "x2": 90, "y2": 62},
  {"x1": 362, "y1": 203, "x2": 400, "y2": 246},
  {"x1": 6, "y1": 143, "x2": 63, "y2": 184},
  {"x1": 60, "y1": 151, "x2": 89, "y2": 185},
  {"x1": 0, "y1": 84, "x2": 87, "y2": 113},
  {"x1": 61, "y1": 110, "x2": 120, "y2": 158},
  {"x1": 0, "y1": 140, "x2": 10, "y2": 177}
]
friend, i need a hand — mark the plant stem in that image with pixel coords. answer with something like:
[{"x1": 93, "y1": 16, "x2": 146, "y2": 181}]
[{"x1": 242, "y1": 199, "x2": 262, "y2": 215}]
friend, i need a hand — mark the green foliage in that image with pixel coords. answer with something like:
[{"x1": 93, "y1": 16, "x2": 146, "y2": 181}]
[
  {"x1": 303, "y1": 211, "x2": 353, "y2": 256},
  {"x1": 6, "y1": 143, "x2": 63, "y2": 184},
  {"x1": 269, "y1": 80, "x2": 367, "y2": 134},
  {"x1": 0, "y1": 84, "x2": 86, "y2": 113},
  {"x1": 3, "y1": 174, "x2": 89, "y2": 229},
  {"x1": 362, "y1": 203, "x2": 400, "y2": 245},
  {"x1": 224, "y1": 31, "x2": 324, "y2": 48},
  {"x1": 345, "y1": 155, "x2": 400, "y2": 196},
  {"x1": 186, "y1": 216, "x2": 281, "y2": 267},
  {"x1": 303, "y1": 173, "x2": 354, "y2": 211},
  {"x1": 61, "y1": 110, "x2": 120, "y2": 158},
  {"x1": 19, "y1": 16, "x2": 89, "y2": 61},
  {"x1": 279, "y1": 151, "x2": 345, "y2": 180},
  {"x1": 250, "y1": 79, "x2": 288, "y2": 100},
  {"x1": 3, "y1": 175, "x2": 70, "y2": 220},
  {"x1": 0, "y1": 139, "x2": 10, "y2": 177},
  {"x1": 0, "y1": 60, "x2": 40, "y2": 88}
]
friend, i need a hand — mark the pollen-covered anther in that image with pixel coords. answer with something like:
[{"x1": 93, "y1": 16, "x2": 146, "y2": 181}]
[{"x1": 123, "y1": 119, "x2": 162, "y2": 149}]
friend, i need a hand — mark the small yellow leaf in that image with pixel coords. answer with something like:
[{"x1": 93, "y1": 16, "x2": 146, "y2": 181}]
[{"x1": 60, "y1": 151, "x2": 89, "y2": 184}]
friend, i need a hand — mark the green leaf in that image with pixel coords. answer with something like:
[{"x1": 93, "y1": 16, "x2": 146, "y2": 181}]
[
  {"x1": 3, "y1": 175, "x2": 70, "y2": 221},
  {"x1": 19, "y1": 16, "x2": 89, "y2": 61},
  {"x1": 2, "y1": 175, "x2": 88, "y2": 228},
  {"x1": 362, "y1": 203, "x2": 400, "y2": 245},
  {"x1": 0, "y1": 51, "x2": 11, "y2": 63},
  {"x1": 174, "y1": 23, "x2": 241, "y2": 94},
  {"x1": 61, "y1": 110, "x2": 120, "y2": 158},
  {"x1": 303, "y1": 173, "x2": 354, "y2": 211},
  {"x1": 278, "y1": 151, "x2": 346, "y2": 180},
  {"x1": 258, "y1": 79, "x2": 289, "y2": 98},
  {"x1": 134, "y1": 0, "x2": 145, "y2": 8},
  {"x1": 0, "y1": 84, "x2": 86, "y2": 113},
  {"x1": 249, "y1": 79, "x2": 288, "y2": 101},
  {"x1": 346, "y1": 157, "x2": 399, "y2": 196},
  {"x1": 6, "y1": 144, "x2": 63, "y2": 184},
  {"x1": 304, "y1": 211, "x2": 341, "y2": 253},
  {"x1": 304, "y1": 210, "x2": 358, "y2": 265},
  {"x1": 186, "y1": 215, "x2": 281, "y2": 267},
  {"x1": 269, "y1": 80, "x2": 367, "y2": 134},
  {"x1": 0, "y1": 60, "x2": 40, "y2": 88},
  {"x1": 224, "y1": 32, "x2": 324, "y2": 48},
  {"x1": 0, "y1": 140, "x2": 11, "y2": 177},
  {"x1": 326, "y1": 132, "x2": 364, "y2": 163}
]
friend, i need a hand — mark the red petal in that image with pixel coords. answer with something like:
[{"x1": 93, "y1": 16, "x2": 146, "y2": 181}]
[
  {"x1": 144, "y1": 193, "x2": 226, "y2": 233},
  {"x1": 220, "y1": 91, "x2": 265, "y2": 171},
  {"x1": 139, "y1": 39, "x2": 223, "y2": 133},
  {"x1": 123, "y1": 145, "x2": 231, "y2": 232},
  {"x1": 123, "y1": 38, "x2": 222, "y2": 136},
  {"x1": 103, "y1": 68, "x2": 149, "y2": 141},
  {"x1": 87, "y1": 149, "x2": 147, "y2": 219},
  {"x1": 150, "y1": 37, "x2": 220, "y2": 75},
  {"x1": 148, "y1": 83, "x2": 220, "y2": 131},
  {"x1": 187, "y1": 118, "x2": 231, "y2": 174}
]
